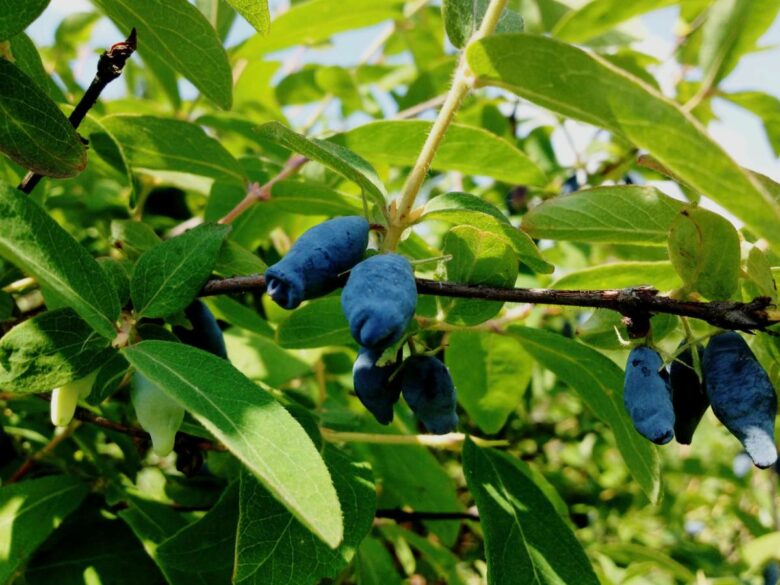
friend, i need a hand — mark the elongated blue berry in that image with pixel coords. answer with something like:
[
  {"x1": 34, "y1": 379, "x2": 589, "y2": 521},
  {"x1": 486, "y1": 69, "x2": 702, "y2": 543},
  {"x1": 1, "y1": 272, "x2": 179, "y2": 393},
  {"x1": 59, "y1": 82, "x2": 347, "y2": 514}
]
[
  {"x1": 265, "y1": 216, "x2": 370, "y2": 309},
  {"x1": 623, "y1": 346, "x2": 675, "y2": 445},
  {"x1": 400, "y1": 355, "x2": 458, "y2": 435},
  {"x1": 703, "y1": 332, "x2": 778, "y2": 469},
  {"x1": 353, "y1": 348, "x2": 402, "y2": 425},
  {"x1": 670, "y1": 343, "x2": 709, "y2": 445},
  {"x1": 341, "y1": 253, "x2": 417, "y2": 351},
  {"x1": 173, "y1": 300, "x2": 227, "y2": 359}
]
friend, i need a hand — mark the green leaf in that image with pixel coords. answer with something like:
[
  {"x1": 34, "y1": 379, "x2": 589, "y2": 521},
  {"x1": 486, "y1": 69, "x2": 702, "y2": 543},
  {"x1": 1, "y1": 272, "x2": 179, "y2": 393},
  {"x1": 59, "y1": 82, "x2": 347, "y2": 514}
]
[
  {"x1": 381, "y1": 525, "x2": 468, "y2": 585},
  {"x1": 699, "y1": 0, "x2": 780, "y2": 88},
  {"x1": 277, "y1": 296, "x2": 354, "y2": 349},
  {"x1": 521, "y1": 186, "x2": 686, "y2": 245},
  {"x1": 421, "y1": 192, "x2": 552, "y2": 273},
  {"x1": 361, "y1": 439, "x2": 464, "y2": 546},
  {"x1": 25, "y1": 504, "x2": 164, "y2": 585},
  {"x1": 214, "y1": 240, "x2": 267, "y2": 277},
  {"x1": 0, "y1": 475, "x2": 88, "y2": 585},
  {"x1": 552, "y1": 0, "x2": 676, "y2": 43},
  {"x1": 131, "y1": 223, "x2": 230, "y2": 318},
  {"x1": 552, "y1": 261, "x2": 682, "y2": 291},
  {"x1": 0, "y1": 182, "x2": 119, "y2": 338},
  {"x1": 0, "y1": 0, "x2": 49, "y2": 39},
  {"x1": 443, "y1": 0, "x2": 524, "y2": 48},
  {"x1": 256, "y1": 122, "x2": 386, "y2": 207},
  {"x1": 205, "y1": 296, "x2": 273, "y2": 338},
  {"x1": 440, "y1": 225, "x2": 519, "y2": 326},
  {"x1": 122, "y1": 341, "x2": 343, "y2": 548},
  {"x1": 268, "y1": 179, "x2": 364, "y2": 216},
  {"x1": 465, "y1": 34, "x2": 780, "y2": 248},
  {"x1": 110, "y1": 220, "x2": 162, "y2": 261},
  {"x1": 227, "y1": 0, "x2": 269, "y2": 34},
  {"x1": 8, "y1": 33, "x2": 56, "y2": 97},
  {"x1": 463, "y1": 439, "x2": 600, "y2": 585},
  {"x1": 507, "y1": 326, "x2": 661, "y2": 503},
  {"x1": 225, "y1": 329, "x2": 310, "y2": 387},
  {"x1": 98, "y1": 257, "x2": 131, "y2": 306},
  {"x1": 235, "y1": 447, "x2": 375, "y2": 584},
  {"x1": 118, "y1": 496, "x2": 212, "y2": 585},
  {"x1": 0, "y1": 307, "x2": 113, "y2": 393},
  {"x1": 446, "y1": 331, "x2": 532, "y2": 433},
  {"x1": 743, "y1": 246, "x2": 778, "y2": 303},
  {"x1": 0, "y1": 58, "x2": 86, "y2": 177},
  {"x1": 356, "y1": 538, "x2": 403, "y2": 585},
  {"x1": 332, "y1": 120, "x2": 546, "y2": 186},
  {"x1": 236, "y1": 0, "x2": 403, "y2": 57},
  {"x1": 668, "y1": 207, "x2": 740, "y2": 300},
  {"x1": 155, "y1": 482, "x2": 239, "y2": 581},
  {"x1": 741, "y1": 532, "x2": 780, "y2": 572},
  {"x1": 92, "y1": 0, "x2": 233, "y2": 108},
  {"x1": 101, "y1": 116, "x2": 246, "y2": 185},
  {"x1": 87, "y1": 352, "x2": 130, "y2": 405}
]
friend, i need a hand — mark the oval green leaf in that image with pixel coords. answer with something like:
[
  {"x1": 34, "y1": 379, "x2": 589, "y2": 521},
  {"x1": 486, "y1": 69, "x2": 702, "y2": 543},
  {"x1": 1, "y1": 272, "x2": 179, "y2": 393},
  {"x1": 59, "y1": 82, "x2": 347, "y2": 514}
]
[
  {"x1": 122, "y1": 340, "x2": 344, "y2": 548},
  {"x1": 0, "y1": 58, "x2": 86, "y2": 177},
  {"x1": 331, "y1": 120, "x2": 546, "y2": 186},
  {"x1": 0, "y1": 182, "x2": 119, "y2": 338},
  {"x1": 522, "y1": 186, "x2": 686, "y2": 245},
  {"x1": 92, "y1": 0, "x2": 233, "y2": 109},
  {"x1": 466, "y1": 34, "x2": 780, "y2": 248}
]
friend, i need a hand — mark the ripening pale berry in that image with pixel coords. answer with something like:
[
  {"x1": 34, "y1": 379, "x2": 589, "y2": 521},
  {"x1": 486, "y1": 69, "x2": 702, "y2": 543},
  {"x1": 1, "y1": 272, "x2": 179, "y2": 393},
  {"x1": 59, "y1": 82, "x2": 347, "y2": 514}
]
[{"x1": 131, "y1": 373, "x2": 185, "y2": 457}]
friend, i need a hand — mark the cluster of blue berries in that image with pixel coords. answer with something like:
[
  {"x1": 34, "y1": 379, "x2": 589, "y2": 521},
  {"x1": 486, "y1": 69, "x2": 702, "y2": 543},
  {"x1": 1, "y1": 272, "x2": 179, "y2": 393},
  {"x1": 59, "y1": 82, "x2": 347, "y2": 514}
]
[
  {"x1": 264, "y1": 216, "x2": 458, "y2": 434},
  {"x1": 624, "y1": 332, "x2": 778, "y2": 468}
]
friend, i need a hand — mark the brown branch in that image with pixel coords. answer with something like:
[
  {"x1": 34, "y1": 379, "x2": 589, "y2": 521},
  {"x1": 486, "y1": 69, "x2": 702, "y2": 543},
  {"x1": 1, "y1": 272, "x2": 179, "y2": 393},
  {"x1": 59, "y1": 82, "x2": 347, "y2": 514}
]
[
  {"x1": 199, "y1": 275, "x2": 778, "y2": 332},
  {"x1": 375, "y1": 508, "x2": 480, "y2": 522},
  {"x1": 8, "y1": 421, "x2": 81, "y2": 483},
  {"x1": 18, "y1": 28, "x2": 137, "y2": 195}
]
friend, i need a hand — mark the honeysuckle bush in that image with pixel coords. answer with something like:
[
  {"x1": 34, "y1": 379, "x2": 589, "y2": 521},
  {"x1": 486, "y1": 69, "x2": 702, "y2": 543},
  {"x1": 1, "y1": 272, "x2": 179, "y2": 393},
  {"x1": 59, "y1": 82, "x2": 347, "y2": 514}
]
[{"x1": 0, "y1": 0, "x2": 779, "y2": 583}]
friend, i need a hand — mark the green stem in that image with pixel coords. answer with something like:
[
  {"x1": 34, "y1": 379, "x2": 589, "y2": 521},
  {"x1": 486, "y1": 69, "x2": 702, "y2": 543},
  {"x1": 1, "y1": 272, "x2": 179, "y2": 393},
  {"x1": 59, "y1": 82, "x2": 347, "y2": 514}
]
[{"x1": 382, "y1": 0, "x2": 509, "y2": 251}]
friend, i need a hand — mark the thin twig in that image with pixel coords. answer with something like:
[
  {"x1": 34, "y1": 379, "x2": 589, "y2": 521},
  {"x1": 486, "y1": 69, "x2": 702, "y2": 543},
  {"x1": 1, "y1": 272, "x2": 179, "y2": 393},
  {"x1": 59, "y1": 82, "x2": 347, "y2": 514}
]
[
  {"x1": 321, "y1": 429, "x2": 509, "y2": 451},
  {"x1": 218, "y1": 155, "x2": 308, "y2": 225},
  {"x1": 199, "y1": 275, "x2": 778, "y2": 332},
  {"x1": 8, "y1": 422, "x2": 82, "y2": 483},
  {"x1": 375, "y1": 508, "x2": 480, "y2": 522},
  {"x1": 17, "y1": 29, "x2": 137, "y2": 195}
]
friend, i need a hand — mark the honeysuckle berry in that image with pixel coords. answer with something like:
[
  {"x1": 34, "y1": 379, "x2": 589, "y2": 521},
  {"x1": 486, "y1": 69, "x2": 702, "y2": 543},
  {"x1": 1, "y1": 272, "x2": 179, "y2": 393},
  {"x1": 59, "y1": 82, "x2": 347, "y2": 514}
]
[
  {"x1": 341, "y1": 253, "x2": 417, "y2": 351},
  {"x1": 353, "y1": 347, "x2": 402, "y2": 425},
  {"x1": 173, "y1": 300, "x2": 228, "y2": 359},
  {"x1": 131, "y1": 373, "x2": 185, "y2": 457},
  {"x1": 703, "y1": 332, "x2": 778, "y2": 469},
  {"x1": 623, "y1": 346, "x2": 675, "y2": 445},
  {"x1": 400, "y1": 355, "x2": 458, "y2": 435},
  {"x1": 265, "y1": 216, "x2": 370, "y2": 310},
  {"x1": 670, "y1": 343, "x2": 709, "y2": 445}
]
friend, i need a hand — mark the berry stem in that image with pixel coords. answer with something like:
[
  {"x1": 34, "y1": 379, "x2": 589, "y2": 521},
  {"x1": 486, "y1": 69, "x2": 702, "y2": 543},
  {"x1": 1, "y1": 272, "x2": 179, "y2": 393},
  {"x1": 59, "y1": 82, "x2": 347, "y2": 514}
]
[{"x1": 382, "y1": 0, "x2": 509, "y2": 251}]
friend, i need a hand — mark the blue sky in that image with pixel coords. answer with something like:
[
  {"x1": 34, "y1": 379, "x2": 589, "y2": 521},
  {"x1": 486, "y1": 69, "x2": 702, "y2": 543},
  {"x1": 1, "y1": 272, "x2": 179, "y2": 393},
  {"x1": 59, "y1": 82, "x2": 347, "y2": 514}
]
[{"x1": 27, "y1": 0, "x2": 780, "y2": 184}]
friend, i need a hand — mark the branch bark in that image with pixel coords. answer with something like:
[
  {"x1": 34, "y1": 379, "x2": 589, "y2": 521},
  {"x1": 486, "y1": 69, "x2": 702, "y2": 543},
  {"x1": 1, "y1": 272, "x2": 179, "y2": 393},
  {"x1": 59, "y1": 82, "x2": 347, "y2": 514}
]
[
  {"x1": 18, "y1": 28, "x2": 138, "y2": 195},
  {"x1": 199, "y1": 275, "x2": 778, "y2": 332}
]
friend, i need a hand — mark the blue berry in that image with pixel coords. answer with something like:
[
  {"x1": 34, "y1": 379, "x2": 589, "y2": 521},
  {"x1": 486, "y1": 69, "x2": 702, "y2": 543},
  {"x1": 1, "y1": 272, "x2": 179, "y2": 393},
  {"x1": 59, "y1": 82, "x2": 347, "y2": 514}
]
[
  {"x1": 623, "y1": 346, "x2": 675, "y2": 445},
  {"x1": 670, "y1": 343, "x2": 709, "y2": 445},
  {"x1": 265, "y1": 216, "x2": 370, "y2": 309},
  {"x1": 703, "y1": 332, "x2": 777, "y2": 469},
  {"x1": 341, "y1": 253, "x2": 417, "y2": 351},
  {"x1": 353, "y1": 347, "x2": 402, "y2": 425},
  {"x1": 400, "y1": 355, "x2": 458, "y2": 435},
  {"x1": 173, "y1": 300, "x2": 227, "y2": 359}
]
